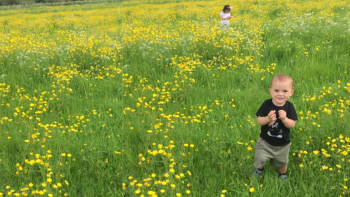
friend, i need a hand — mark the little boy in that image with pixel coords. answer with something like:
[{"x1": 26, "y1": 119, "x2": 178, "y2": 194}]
[{"x1": 253, "y1": 73, "x2": 298, "y2": 180}]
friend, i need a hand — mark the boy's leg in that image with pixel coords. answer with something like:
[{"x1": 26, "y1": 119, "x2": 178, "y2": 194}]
[
  {"x1": 278, "y1": 165, "x2": 288, "y2": 180},
  {"x1": 271, "y1": 143, "x2": 291, "y2": 179},
  {"x1": 279, "y1": 165, "x2": 288, "y2": 174},
  {"x1": 253, "y1": 138, "x2": 272, "y2": 177}
]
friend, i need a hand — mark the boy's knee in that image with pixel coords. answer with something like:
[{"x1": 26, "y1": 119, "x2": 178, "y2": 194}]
[
  {"x1": 279, "y1": 165, "x2": 288, "y2": 173},
  {"x1": 271, "y1": 159, "x2": 288, "y2": 169},
  {"x1": 253, "y1": 158, "x2": 268, "y2": 169}
]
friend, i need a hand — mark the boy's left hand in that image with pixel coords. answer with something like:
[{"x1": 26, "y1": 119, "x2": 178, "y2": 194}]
[{"x1": 278, "y1": 110, "x2": 287, "y2": 120}]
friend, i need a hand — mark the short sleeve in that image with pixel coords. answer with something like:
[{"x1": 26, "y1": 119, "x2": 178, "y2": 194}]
[
  {"x1": 220, "y1": 11, "x2": 224, "y2": 17},
  {"x1": 287, "y1": 102, "x2": 298, "y2": 120},
  {"x1": 256, "y1": 100, "x2": 269, "y2": 117}
]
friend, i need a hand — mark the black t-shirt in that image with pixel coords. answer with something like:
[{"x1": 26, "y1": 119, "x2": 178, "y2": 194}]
[{"x1": 256, "y1": 99, "x2": 298, "y2": 146}]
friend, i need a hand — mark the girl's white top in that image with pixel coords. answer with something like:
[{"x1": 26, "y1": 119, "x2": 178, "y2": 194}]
[{"x1": 220, "y1": 11, "x2": 231, "y2": 25}]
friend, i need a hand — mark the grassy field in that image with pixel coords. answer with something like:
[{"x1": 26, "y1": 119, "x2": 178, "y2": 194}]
[
  {"x1": 0, "y1": 0, "x2": 118, "y2": 7},
  {"x1": 0, "y1": 0, "x2": 349, "y2": 196}
]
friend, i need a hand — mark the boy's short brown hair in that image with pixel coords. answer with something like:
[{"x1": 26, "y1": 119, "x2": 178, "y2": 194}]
[{"x1": 270, "y1": 73, "x2": 294, "y2": 88}]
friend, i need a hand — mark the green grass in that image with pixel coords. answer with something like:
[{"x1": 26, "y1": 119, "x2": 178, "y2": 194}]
[{"x1": 0, "y1": 0, "x2": 349, "y2": 196}]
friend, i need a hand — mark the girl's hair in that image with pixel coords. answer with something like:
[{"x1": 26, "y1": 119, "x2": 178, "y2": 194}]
[{"x1": 223, "y1": 5, "x2": 231, "y2": 12}]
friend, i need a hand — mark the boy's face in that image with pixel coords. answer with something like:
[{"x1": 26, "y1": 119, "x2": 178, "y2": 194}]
[{"x1": 269, "y1": 79, "x2": 294, "y2": 106}]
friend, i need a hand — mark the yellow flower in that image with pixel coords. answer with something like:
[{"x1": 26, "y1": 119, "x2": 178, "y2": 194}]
[
  {"x1": 249, "y1": 187, "x2": 255, "y2": 192},
  {"x1": 122, "y1": 183, "x2": 126, "y2": 190}
]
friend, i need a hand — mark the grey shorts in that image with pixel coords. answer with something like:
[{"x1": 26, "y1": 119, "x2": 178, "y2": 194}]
[{"x1": 253, "y1": 137, "x2": 291, "y2": 169}]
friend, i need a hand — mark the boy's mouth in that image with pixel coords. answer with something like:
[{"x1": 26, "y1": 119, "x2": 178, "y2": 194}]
[{"x1": 275, "y1": 97, "x2": 285, "y2": 103}]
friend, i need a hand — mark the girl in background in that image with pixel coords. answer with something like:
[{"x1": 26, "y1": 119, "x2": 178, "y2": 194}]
[{"x1": 220, "y1": 5, "x2": 233, "y2": 30}]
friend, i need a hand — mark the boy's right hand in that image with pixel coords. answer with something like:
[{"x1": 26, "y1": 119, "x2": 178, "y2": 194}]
[{"x1": 267, "y1": 110, "x2": 277, "y2": 126}]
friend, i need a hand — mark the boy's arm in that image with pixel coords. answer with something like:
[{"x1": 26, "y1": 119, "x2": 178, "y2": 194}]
[
  {"x1": 257, "y1": 116, "x2": 270, "y2": 126},
  {"x1": 257, "y1": 110, "x2": 276, "y2": 126},
  {"x1": 280, "y1": 117, "x2": 296, "y2": 128},
  {"x1": 278, "y1": 110, "x2": 296, "y2": 128}
]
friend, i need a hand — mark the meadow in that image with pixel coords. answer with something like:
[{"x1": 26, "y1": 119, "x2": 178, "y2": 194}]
[{"x1": 0, "y1": 0, "x2": 349, "y2": 196}]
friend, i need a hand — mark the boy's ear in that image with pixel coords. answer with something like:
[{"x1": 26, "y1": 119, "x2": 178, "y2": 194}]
[{"x1": 290, "y1": 88, "x2": 294, "y2": 96}]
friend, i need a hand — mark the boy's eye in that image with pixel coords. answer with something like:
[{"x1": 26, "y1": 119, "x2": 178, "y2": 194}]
[{"x1": 283, "y1": 90, "x2": 288, "y2": 93}]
